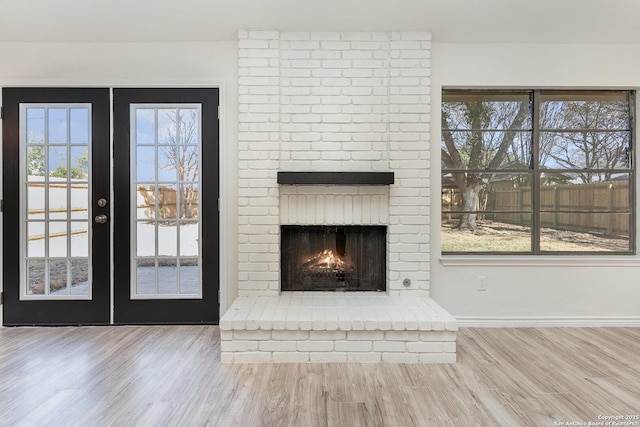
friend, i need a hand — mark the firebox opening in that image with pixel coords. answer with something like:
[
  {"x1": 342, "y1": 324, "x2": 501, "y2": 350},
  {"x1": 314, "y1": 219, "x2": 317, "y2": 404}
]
[{"x1": 281, "y1": 225, "x2": 386, "y2": 292}]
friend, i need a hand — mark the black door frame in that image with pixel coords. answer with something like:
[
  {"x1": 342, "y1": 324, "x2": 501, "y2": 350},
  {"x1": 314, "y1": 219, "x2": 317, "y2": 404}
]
[
  {"x1": 2, "y1": 87, "x2": 111, "y2": 325},
  {"x1": 112, "y1": 88, "x2": 220, "y2": 324}
]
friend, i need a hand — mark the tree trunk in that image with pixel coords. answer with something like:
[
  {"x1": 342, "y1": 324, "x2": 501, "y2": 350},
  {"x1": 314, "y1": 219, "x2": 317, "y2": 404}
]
[{"x1": 458, "y1": 183, "x2": 481, "y2": 231}]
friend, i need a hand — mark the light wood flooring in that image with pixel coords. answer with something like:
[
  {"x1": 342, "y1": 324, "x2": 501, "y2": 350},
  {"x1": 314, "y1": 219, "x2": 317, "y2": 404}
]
[{"x1": 1, "y1": 326, "x2": 639, "y2": 426}]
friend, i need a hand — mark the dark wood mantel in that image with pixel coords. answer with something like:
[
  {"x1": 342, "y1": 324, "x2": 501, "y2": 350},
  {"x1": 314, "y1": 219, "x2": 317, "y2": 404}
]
[{"x1": 277, "y1": 171, "x2": 394, "y2": 185}]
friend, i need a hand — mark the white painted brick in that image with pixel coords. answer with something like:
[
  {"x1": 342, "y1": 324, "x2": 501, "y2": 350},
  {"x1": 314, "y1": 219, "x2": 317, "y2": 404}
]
[
  {"x1": 311, "y1": 68, "x2": 342, "y2": 77},
  {"x1": 280, "y1": 32, "x2": 311, "y2": 41},
  {"x1": 406, "y1": 342, "x2": 444, "y2": 353},
  {"x1": 271, "y1": 315, "x2": 287, "y2": 330},
  {"x1": 386, "y1": 331, "x2": 419, "y2": 341},
  {"x1": 233, "y1": 330, "x2": 272, "y2": 340},
  {"x1": 311, "y1": 50, "x2": 341, "y2": 59},
  {"x1": 249, "y1": 104, "x2": 280, "y2": 115},
  {"x1": 398, "y1": 50, "x2": 430, "y2": 59},
  {"x1": 238, "y1": 94, "x2": 271, "y2": 105},
  {"x1": 444, "y1": 342, "x2": 457, "y2": 353},
  {"x1": 308, "y1": 330, "x2": 346, "y2": 341},
  {"x1": 382, "y1": 353, "x2": 420, "y2": 363},
  {"x1": 312, "y1": 308, "x2": 327, "y2": 330},
  {"x1": 250, "y1": 67, "x2": 279, "y2": 77},
  {"x1": 290, "y1": 59, "x2": 322, "y2": 68},
  {"x1": 313, "y1": 125, "x2": 343, "y2": 134},
  {"x1": 342, "y1": 87, "x2": 372, "y2": 96},
  {"x1": 400, "y1": 68, "x2": 430, "y2": 78},
  {"x1": 220, "y1": 352, "x2": 234, "y2": 363},
  {"x1": 309, "y1": 32, "x2": 341, "y2": 41},
  {"x1": 234, "y1": 352, "x2": 273, "y2": 363},
  {"x1": 310, "y1": 352, "x2": 347, "y2": 363},
  {"x1": 290, "y1": 96, "x2": 322, "y2": 105},
  {"x1": 371, "y1": 33, "x2": 390, "y2": 42},
  {"x1": 335, "y1": 341, "x2": 373, "y2": 352},
  {"x1": 342, "y1": 50, "x2": 373, "y2": 59},
  {"x1": 341, "y1": 33, "x2": 373, "y2": 41},
  {"x1": 298, "y1": 341, "x2": 334, "y2": 352},
  {"x1": 420, "y1": 353, "x2": 457, "y2": 364},
  {"x1": 289, "y1": 40, "x2": 321, "y2": 50},
  {"x1": 312, "y1": 86, "x2": 341, "y2": 96},
  {"x1": 239, "y1": 57, "x2": 271, "y2": 67},
  {"x1": 373, "y1": 341, "x2": 406, "y2": 352},
  {"x1": 320, "y1": 41, "x2": 351, "y2": 50},
  {"x1": 290, "y1": 133, "x2": 322, "y2": 142},
  {"x1": 272, "y1": 352, "x2": 311, "y2": 363},
  {"x1": 272, "y1": 330, "x2": 310, "y2": 340},
  {"x1": 348, "y1": 352, "x2": 382, "y2": 363},
  {"x1": 238, "y1": 29, "x2": 435, "y2": 314},
  {"x1": 221, "y1": 340, "x2": 259, "y2": 352},
  {"x1": 398, "y1": 85, "x2": 430, "y2": 95},
  {"x1": 322, "y1": 59, "x2": 352, "y2": 69},
  {"x1": 280, "y1": 68, "x2": 318, "y2": 78},
  {"x1": 351, "y1": 95, "x2": 385, "y2": 105},
  {"x1": 248, "y1": 86, "x2": 280, "y2": 95},
  {"x1": 281, "y1": 86, "x2": 312, "y2": 96},
  {"x1": 390, "y1": 40, "x2": 422, "y2": 50},
  {"x1": 289, "y1": 77, "x2": 321, "y2": 87},
  {"x1": 352, "y1": 151, "x2": 383, "y2": 161},
  {"x1": 322, "y1": 151, "x2": 351, "y2": 161},
  {"x1": 259, "y1": 341, "x2": 297, "y2": 352},
  {"x1": 430, "y1": 319, "x2": 446, "y2": 331},
  {"x1": 247, "y1": 30, "x2": 280, "y2": 40},
  {"x1": 239, "y1": 49, "x2": 279, "y2": 59},
  {"x1": 352, "y1": 59, "x2": 384, "y2": 68}
]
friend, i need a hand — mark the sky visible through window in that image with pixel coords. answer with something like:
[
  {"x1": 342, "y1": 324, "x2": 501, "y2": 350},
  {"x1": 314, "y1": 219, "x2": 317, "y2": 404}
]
[{"x1": 26, "y1": 107, "x2": 90, "y2": 174}]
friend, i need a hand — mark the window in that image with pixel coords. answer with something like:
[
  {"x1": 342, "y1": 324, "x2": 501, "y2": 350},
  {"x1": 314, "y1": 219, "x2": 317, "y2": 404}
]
[
  {"x1": 130, "y1": 105, "x2": 203, "y2": 298},
  {"x1": 20, "y1": 104, "x2": 92, "y2": 298},
  {"x1": 441, "y1": 90, "x2": 635, "y2": 254}
]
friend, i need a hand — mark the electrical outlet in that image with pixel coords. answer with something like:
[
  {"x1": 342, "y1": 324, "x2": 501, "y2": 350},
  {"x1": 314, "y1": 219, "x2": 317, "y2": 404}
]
[{"x1": 478, "y1": 276, "x2": 487, "y2": 291}]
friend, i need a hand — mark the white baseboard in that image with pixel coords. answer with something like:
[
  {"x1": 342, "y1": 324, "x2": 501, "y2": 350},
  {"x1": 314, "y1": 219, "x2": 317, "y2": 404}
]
[{"x1": 457, "y1": 316, "x2": 640, "y2": 328}]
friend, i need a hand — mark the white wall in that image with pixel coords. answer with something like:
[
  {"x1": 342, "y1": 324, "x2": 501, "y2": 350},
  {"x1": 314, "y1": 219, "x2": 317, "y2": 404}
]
[
  {"x1": 430, "y1": 43, "x2": 640, "y2": 325},
  {"x1": 0, "y1": 41, "x2": 239, "y2": 315}
]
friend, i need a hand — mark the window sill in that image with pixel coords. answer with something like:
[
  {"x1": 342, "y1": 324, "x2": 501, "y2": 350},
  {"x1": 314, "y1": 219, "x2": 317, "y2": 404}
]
[{"x1": 439, "y1": 255, "x2": 640, "y2": 267}]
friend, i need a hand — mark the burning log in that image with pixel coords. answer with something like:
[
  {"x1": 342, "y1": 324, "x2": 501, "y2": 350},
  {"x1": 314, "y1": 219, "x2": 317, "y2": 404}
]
[{"x1": 302, "y1": 249, "x2": 350, "y2": 272}]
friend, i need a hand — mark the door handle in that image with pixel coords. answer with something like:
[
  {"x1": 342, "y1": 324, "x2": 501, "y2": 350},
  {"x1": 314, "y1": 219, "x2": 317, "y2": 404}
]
[{"x1": 94, "y1": 214, "x2": 108, "y2": 224}]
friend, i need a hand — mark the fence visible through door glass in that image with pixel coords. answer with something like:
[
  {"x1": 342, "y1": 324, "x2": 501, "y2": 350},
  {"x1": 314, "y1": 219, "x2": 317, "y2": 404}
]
[
  {"x1": 20, "y1": 104, "x2": 92, "y2": 299},
  {"x1": 131, "y1": 105, "x2": 202, "y2": 299}
]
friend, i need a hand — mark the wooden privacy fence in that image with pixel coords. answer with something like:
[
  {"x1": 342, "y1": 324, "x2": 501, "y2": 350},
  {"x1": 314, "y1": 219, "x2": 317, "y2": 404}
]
[
  {"x1": 138, "y1": 185, "x2": 199, "y2": 219},
  {"x1": 486, "y1": 182, "x2": 630, "y2": 237}
]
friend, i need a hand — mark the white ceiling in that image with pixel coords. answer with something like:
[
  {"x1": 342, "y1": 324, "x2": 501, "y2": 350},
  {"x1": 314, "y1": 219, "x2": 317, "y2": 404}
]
[{"x1": 1, "y1": 0, "x2": 639, "y2": 44}]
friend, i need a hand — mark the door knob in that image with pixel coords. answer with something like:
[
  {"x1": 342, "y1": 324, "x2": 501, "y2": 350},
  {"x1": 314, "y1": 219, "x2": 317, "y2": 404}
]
[{"x1": 94, "y1": 214, "x2": 108, "y2": 224}]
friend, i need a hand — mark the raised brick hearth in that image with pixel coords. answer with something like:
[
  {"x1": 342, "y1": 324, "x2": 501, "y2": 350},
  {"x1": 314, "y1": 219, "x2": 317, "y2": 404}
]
[{"x1": 220, "y1": 293, "x2": 457, "y2": 363}]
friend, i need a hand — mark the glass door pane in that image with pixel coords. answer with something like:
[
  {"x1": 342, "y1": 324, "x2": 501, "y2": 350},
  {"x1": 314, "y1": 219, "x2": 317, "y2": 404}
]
[
  {"x1": 20, "y1": 104, "x2": 91, "y2": 299},
  {"x1": 131, "y1": 105, "x2": 202, "y2": 299}
]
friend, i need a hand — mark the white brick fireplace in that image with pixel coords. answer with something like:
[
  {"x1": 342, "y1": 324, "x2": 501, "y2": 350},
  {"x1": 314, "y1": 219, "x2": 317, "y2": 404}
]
[{"x1": 220, "y1": 30, "x2": 457, "y2": 363}]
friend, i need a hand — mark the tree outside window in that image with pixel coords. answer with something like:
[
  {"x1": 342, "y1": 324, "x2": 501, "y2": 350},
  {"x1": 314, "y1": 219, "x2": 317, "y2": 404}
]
[{"x1": 441, "y1": 90, "x2": 634, "y2": 254}]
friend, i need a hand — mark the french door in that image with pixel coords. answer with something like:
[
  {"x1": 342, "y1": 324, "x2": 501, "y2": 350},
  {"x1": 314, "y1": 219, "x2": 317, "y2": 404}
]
[
  {"x1": 2, "y1": 87, "x2": 219, "y2": 325},
  {"x1": 2, "y1": 88, "x2": 111, "y2": 325},
  {"x1": 112, "y1": 88, "x2": 219, "y2": 324}
]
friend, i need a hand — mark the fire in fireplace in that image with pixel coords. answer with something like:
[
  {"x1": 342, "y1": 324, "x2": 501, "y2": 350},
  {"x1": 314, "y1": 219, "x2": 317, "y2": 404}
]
[{"x1": 281, "y1": 225, "x2": 386, "y2": 291}]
